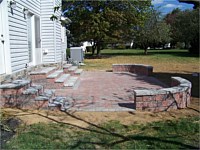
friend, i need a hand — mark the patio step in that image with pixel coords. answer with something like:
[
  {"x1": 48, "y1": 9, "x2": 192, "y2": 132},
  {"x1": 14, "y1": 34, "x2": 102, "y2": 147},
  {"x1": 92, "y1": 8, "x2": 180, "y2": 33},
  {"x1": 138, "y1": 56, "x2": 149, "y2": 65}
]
[
  {"x1": 0, "y1": 79, "x2": 31, "y2": 96},
  {"x1": 68, "y1": 66, "x2": 78, "y2": 72},
  {"x1": 47, "y1": 70, "x2": 63, "y2": 82},
  {"x1": 23, "y1": 84, "x2": 43, "y2": 96},
  {"x1": 30, "y1": 67, "x2": 57, "y2": 75},
  {"x1": 35, "y1": 89, "x2": 55, "y2": 101},
  {"x1": 55, "y1": 74, "x2": 70, "y2": 83},
  {"x1": 30, "y1": 67, "x2": 57, "y2": 80},
  {"x1": 63, "y1": 64, "x2": 73, "y2": 73},
  {"x1": 34, "y1": 89, "x2": 55, "y2": 109},
  {"x1": 64, "y1": 76, "x2": 79, "y2": 88},
  {"x1": 48, "y1": 96, "x2": 73, "y2": 111},
  {"x1": 68, "y1": 66, "x2": 78, "y2": 75},
  {"x1": 47, "y1": 70, "x2": 63, "y2": 78},
  {"x1": 63, "y1": 64, "x2": 73, "y2": 69},
  {"x1": 74, "y1": 69, "x2": 83, "y2": 75}
]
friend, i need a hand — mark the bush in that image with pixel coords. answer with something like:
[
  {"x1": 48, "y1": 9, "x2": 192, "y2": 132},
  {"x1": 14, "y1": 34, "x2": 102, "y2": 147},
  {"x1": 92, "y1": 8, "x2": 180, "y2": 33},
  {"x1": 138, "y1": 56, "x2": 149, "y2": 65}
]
[
  {"x1": 66, "y1": 48, "x2": 70, "y2": 58},
  {"x1": 116, "y1": 44, "x2": 126, "y2": 49}
]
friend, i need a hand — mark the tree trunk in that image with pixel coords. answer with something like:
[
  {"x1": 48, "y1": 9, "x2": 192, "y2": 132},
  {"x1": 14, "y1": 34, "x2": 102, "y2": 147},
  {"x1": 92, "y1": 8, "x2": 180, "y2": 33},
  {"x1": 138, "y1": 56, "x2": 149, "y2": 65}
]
[
  {"x1": 144, "y1": 48, "x2": 148, "y2": 55},
  {"x1": 92, "y1": 42, "x2": 96, "y2": 55},
  {"x1": 92, "y1": 46, "x2": 95, "y2": 55},
  {"x1": 96, "y1": 41, "x2": 101, "y2": 56}
]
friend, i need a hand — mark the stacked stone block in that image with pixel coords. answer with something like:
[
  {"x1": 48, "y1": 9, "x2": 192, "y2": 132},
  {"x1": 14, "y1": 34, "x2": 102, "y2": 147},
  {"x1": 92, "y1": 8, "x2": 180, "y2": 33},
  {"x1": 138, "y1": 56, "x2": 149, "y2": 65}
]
[{"x1": 112, "y1": 64, "x2": 153, "y2": 76}]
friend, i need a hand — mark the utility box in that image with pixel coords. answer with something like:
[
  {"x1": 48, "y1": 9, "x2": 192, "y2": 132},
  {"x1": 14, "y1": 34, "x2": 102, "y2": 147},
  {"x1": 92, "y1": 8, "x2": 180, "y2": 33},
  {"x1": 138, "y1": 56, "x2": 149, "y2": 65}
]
[{"x1": 70, "y1": 47, "x2": 84, "y2": 63}]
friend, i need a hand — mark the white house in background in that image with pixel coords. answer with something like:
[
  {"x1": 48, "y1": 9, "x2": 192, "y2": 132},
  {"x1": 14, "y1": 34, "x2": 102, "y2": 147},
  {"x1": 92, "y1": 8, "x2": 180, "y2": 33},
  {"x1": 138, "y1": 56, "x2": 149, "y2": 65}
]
[{"x1": 0, "y1": 0, "x2": 67, "y2": 76}]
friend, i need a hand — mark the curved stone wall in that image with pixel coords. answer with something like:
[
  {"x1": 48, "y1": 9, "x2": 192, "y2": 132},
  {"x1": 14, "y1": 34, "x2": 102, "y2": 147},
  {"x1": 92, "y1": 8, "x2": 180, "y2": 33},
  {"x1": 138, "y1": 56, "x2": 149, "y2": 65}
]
[
  {"x1": 134, "y1": 77, "x2": 192, "y2": 112},
  {"x1": 112, "y1": 64, "x2": 153, "y2": 76}
]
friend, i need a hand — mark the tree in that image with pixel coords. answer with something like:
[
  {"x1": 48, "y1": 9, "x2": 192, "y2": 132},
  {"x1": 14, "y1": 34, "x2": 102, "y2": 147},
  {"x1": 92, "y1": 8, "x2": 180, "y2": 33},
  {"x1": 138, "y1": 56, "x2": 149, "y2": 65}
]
[
  {"x1": 166, "y1": 9, "x2": 199, "y2": 53},
  {"x1": 179, "y1": 0, "x2": 199, "y2": 9},
  {"x1": 164, "y1": 8, "x2": 181, "y2": 48},
  {"x1": 62, "y1": 0, "x2": 151, "y2": 56},
  {"x1": 134, "y1": 9, "x2": 171, "y2": 54}
]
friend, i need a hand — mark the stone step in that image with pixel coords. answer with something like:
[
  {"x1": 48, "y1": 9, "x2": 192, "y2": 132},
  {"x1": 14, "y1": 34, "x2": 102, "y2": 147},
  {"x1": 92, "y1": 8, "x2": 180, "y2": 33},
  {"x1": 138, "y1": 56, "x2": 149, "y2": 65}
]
[
  {"x1": 28, "y1": 84, "x2": 43, "y2": 95},
  {"x1": 47, "y1": 70, "x2": 63, "y2": 83},
  {"x1": 23, "y1": 87, "x2": 38, "y2": 95},
  {"x1": 35, "y1": 89, "x2": 55, "y2": 101},
  {"x1": 30, "y1": 67, "x2": 57, "y2": 75},
  {"x1": 55, "y1": 74, "x2": 70, "y2": 83},
  {"x1": 47, "y1": 70, "x2": 63, "y2": 79},
  {"x1": 31, "y1": 84, "x2": 43, "y2": 92},
  {"x1": 63, "y1": 64, "x2": 72, "y2": 69},
  {"x1": 74, "y1": 69, "x2": 83, "y2": 75},
  {"x1": 0, "y1": 79, "x2": 31, "y2": 96},
  {"x1": 0, "y1": 79, "x2": 31, "y2": 89},
  {"x1": 48, "y1": 96, "x2": 73, "y2": 111},
  {"x1": 68, "y1": 66, "x2": 78, "y2": 72},
  {"x1": 64, "y1": 77, "x2": 79, "y2": 87}
]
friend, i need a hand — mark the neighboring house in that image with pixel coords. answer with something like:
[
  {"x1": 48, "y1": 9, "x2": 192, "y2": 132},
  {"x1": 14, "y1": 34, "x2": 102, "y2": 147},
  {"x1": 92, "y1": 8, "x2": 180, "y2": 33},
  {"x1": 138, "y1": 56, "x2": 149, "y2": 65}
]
[{"x1": 0, "y1": 0, "x2": 67, "y2": 76}]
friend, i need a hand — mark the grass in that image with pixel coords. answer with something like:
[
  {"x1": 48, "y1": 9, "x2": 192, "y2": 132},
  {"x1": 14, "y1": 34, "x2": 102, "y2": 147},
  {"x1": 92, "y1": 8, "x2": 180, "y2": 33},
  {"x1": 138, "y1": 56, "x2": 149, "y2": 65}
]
[
  {"x1": 81, "y1": 49, "x2": 199, "y2": 73},
  {"x1": 5, "y1": 117, "x2": 200, "y2": 149}
]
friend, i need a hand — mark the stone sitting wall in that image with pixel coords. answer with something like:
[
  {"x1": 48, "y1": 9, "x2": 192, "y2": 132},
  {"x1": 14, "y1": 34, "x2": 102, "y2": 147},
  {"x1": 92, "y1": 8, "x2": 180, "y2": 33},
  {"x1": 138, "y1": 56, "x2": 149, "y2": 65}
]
[
  {"x1": 113, "y1": 64, "x2": 191, "y2": 112},
  {"x1": 112, "y1": 64, "x2": 153, "y2": 76},
  {"x1": 134, "y1": 77, "x2": 191, "y2": 112}
]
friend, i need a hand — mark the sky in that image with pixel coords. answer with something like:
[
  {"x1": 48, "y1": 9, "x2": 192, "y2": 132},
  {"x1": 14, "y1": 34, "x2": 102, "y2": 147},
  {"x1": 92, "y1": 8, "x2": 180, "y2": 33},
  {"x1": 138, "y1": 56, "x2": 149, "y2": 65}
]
[{"x1": 152, "y1": 0, "x2": 194, "y2": 15}]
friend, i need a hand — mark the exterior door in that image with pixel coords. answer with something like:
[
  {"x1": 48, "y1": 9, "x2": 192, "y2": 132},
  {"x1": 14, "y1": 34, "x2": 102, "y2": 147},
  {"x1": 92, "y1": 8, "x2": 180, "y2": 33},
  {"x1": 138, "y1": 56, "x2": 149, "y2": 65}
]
[
  {"x1": 0, "y1": 2, "x2": 6, "y2": 74},
  {"x1": 27, "y1": 14, "x2": 41, "y2": 65}
]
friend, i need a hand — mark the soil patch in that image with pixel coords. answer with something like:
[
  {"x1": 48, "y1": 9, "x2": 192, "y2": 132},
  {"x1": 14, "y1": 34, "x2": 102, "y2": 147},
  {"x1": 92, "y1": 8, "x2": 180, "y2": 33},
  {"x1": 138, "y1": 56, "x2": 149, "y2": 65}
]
[
  {"x1": 1, "y1": 118, "x2": 21, "y2": 149},
  {"x1": 2, "y1": 97, "x2": 199, "y2": 128}
]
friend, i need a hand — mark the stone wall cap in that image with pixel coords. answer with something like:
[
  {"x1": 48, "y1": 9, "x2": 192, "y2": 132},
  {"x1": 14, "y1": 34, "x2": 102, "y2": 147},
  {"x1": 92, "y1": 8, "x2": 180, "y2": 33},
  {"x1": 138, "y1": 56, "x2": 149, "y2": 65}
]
[
  {"x1": 134, "y1": 89, "x2": 167, "y2": 96},
  {"x1": 171, "y1": 77, "x2": 192, "y2": 88},
  {"x1": 0, "y1": 79, "x2": 31, "y2": 89},
  {"x1": 134, "y1": 86, "x2": 188, "y2": 96}
]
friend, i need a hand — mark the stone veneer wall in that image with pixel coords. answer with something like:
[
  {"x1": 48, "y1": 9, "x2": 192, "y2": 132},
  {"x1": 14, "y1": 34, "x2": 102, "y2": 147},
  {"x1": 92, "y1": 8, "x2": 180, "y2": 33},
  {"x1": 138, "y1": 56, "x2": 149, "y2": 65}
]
[
  {"x1": 112, "y1": 64, "x2": 153, "y2": 76},
  {"x1": 134, "y1": 77, "x2": 192, "y2": 112},
  {"x1": 0, "y1": 62, "x2": 63, "y2": 84}
]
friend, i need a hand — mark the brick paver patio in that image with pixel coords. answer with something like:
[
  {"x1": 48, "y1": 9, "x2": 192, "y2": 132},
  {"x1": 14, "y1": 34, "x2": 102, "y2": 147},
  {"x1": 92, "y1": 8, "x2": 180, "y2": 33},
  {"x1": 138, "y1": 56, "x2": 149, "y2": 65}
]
[{"x1": 55, "y1": 71, "x2": 167, "y2": 111}]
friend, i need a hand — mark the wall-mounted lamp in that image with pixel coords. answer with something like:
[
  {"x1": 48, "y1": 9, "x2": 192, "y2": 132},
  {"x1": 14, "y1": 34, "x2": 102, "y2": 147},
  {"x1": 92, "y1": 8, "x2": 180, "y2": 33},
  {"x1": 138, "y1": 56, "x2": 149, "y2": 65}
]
[
  {"x1": 22, "y1": 7, "x2": 29, "y2": 15},
  {"x1": 60, "y1": 16, "x2": 72, "y2": 24},
  {"x1": 0, "y1": 0, "x2": 3, "y2": 4},
  {"x1": 9, "y1": 0, "x2": 17, "y2": 9}
]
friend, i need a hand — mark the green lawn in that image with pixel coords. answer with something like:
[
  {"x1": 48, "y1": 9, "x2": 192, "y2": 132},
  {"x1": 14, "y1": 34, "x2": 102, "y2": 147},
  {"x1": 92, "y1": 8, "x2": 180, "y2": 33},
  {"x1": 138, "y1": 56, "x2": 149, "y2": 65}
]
[
  {"x1": 5, "y1": 117, "x2": 199, "y2": 149},
  {"x1": 82, "y1": 49, "x2": 199, "y2": 73}
]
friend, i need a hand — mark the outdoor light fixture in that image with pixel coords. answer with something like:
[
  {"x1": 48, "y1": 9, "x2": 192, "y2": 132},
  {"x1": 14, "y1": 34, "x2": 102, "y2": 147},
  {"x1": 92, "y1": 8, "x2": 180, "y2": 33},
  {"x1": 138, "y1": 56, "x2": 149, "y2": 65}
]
[
  {"x1": 9, "y1": 0, "x2": 17, "y2": 9},
  {"x1": 22, "y1": 7, "x2": 29, "y2": 15},
  {"x1": 60, "y1": 16, "x2": 72, "y2": 24},
  {"x1": 0, "y1": 0, "x2": 3, "y2": 4}
]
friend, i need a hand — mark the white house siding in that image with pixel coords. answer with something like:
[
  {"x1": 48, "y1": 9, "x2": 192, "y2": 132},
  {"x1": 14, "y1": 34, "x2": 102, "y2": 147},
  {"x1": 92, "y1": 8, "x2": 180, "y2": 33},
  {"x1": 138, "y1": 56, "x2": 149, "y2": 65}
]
[
  {"x1": 41, "y1": 0, "x2": 63, "y2": 63},
  {"x1": 6, "y1": 0, "x2": 65, "y2": 73},
  {"x1": 55, "y1": 0, "x2": 62, "y2": 62},
  {"x1": 8, "y1": 0, "x2": 40, "y2": 72},
  {"x1": 41, "y1": 0, "x2": 55, "y2": 63}
]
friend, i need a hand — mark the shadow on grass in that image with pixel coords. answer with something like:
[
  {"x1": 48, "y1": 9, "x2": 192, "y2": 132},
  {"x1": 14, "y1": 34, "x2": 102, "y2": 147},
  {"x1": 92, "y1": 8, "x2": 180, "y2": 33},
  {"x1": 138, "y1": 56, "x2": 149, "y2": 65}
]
[
  {"x1": 11, "y1": 108, "x2": 199, "y2": 149},
  {"x1": 152, "y1": 72, "x2": 199, "y2": 98}
]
